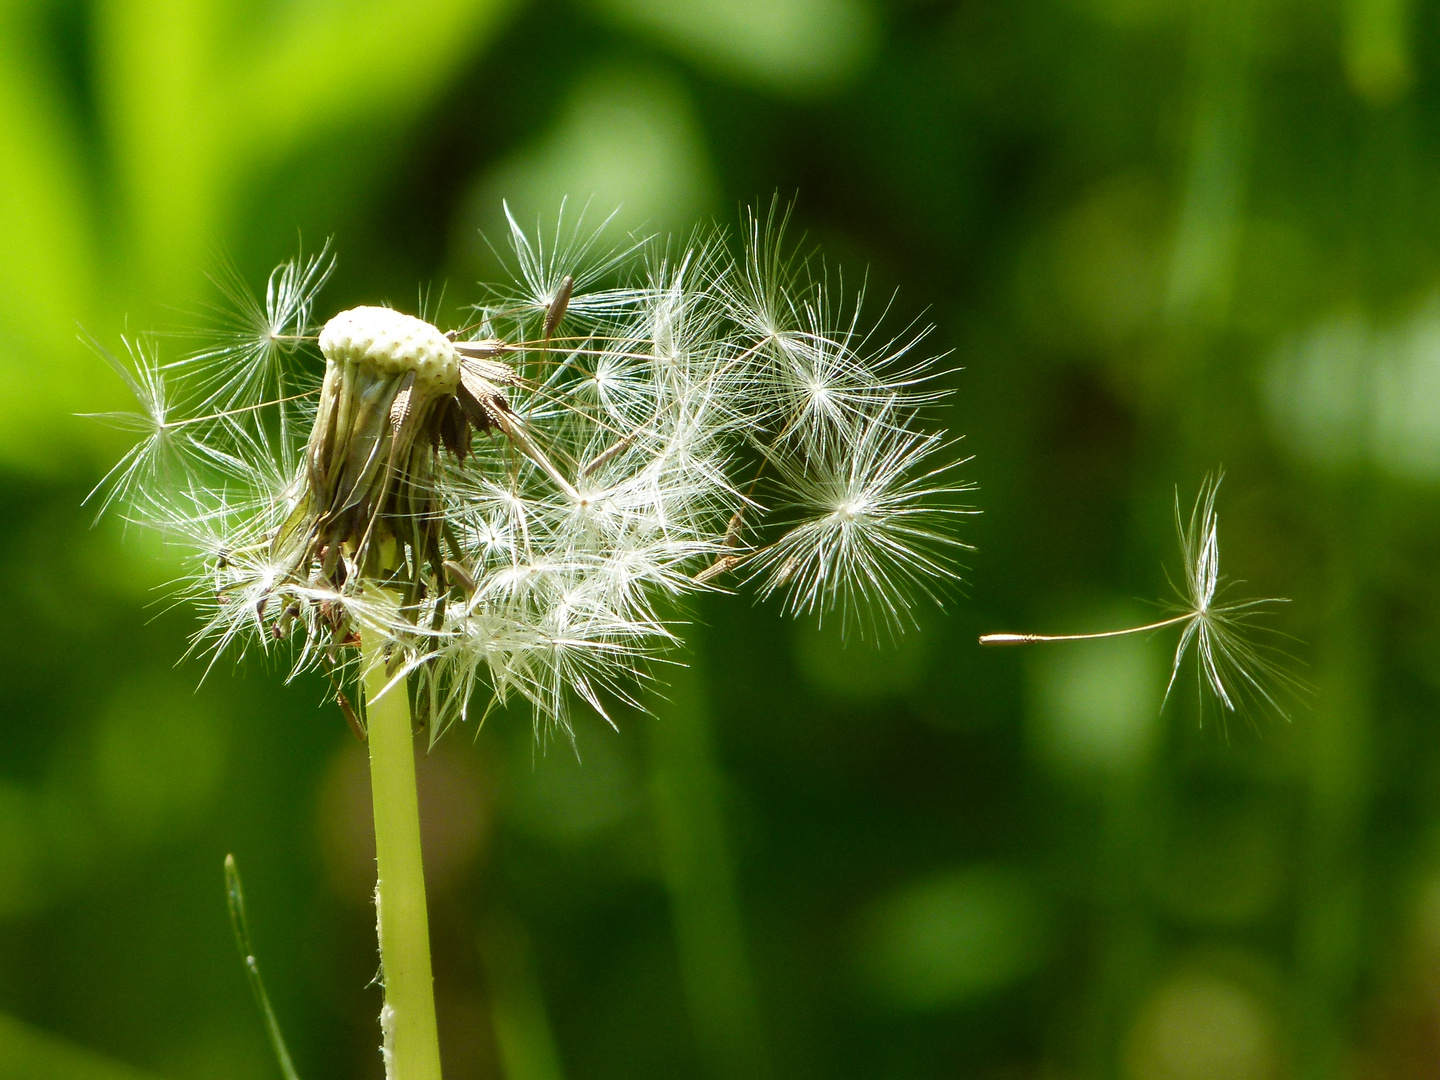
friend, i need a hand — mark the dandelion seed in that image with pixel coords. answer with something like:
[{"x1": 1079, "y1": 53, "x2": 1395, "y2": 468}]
[
  {"x1": 181, "y1": 243, "x2": 336, "y2": 461},
  {"x1": 81, "y1": 334, "x2": 248, "y2": 519},
  {"x1": 980, "y1": 473, "x2": 1303, "y2": 723},
  {"x1": 749, "y1": 404, "x2": 973, "y2": 637}
]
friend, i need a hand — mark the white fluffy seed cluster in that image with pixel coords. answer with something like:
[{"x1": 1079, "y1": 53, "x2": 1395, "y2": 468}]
[
  {"x1": 90, "y1": 206, "x2": 972, "y2": 739},
  {"x1": 319, "y1": 305, "x2": 460, "y2": 395}
]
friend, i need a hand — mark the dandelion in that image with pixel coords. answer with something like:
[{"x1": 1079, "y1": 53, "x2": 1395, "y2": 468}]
[
  {"x1": 89, "y1": 202, "x2": 972, "y2": 1080},
  {"x1": 980, "y1": 473, "x2": 1303, "y2": 723}
]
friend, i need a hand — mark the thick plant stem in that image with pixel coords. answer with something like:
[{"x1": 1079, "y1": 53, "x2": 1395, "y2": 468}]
[{"x1": 362, "y1": 621, "x2": 443, "y2": 1080}]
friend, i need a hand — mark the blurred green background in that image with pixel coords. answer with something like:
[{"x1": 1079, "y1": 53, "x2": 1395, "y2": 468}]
[{"x1": 2, "y1": 0, "x2": 1439, "y2": 1077}]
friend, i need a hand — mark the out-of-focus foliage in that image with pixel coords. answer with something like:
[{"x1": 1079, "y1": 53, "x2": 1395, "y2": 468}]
[
  {"x1": 0, "y1": 0, "x2": 515, "y2": 471},
  {"x1": 3, "y1": 0, "x2": 1440, "y2": 1078}
]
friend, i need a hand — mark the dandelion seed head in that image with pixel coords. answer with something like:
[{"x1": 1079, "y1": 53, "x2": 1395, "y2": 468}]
[{"x1": 91, "y1": 202, "x2": 972, "y2": 736}]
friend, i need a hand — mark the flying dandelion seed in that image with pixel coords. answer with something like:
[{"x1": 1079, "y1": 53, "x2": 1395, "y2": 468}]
[{"x1": 980, "y1": 473, "x2": 1303, "y2": 724}]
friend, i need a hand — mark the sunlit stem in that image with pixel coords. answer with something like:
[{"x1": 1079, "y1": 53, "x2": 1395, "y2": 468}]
[
  {"x1": 361, "y1": 585, "x2": 442, "y2": 1080},
  {"x1": 979, "y1": 613, "x2": 1191, "y2": 646}
]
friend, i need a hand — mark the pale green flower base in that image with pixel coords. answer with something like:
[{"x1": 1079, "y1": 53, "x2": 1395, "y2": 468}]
[{"x1": 363, "y1": 622, "x2": 443, "y2": 1080}]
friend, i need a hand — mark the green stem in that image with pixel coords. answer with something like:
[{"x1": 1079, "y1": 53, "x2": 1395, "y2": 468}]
[{"x1": 362, "y1": 620, "x2": 443, "y2": 1080}]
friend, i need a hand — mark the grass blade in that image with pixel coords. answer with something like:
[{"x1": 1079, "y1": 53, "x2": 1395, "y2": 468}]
[{"x1": 224, "y1": 854, "x2": 301, "y2": 1080}]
